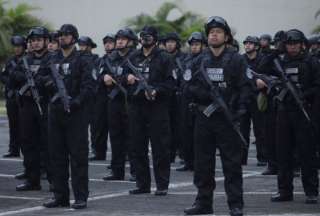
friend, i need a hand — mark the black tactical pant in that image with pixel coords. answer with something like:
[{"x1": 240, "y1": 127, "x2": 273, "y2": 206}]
[
  {"x1": 276, "y1": 106, "x2": 319, "y2": 196},
  {"x1": 108, "y1": 99, "x2": 134, "y2": 177},
  {"x1": 193, "y1": 110, "x2": 244, "y2": 210},
  {"x1": 48, "y1": 104, "x2": 89, "y2": 201},
  {"x1": 129, "y1": 101, "x2": 171, "y2": 190},
  {"x1": 91, "y1": 94, "x2": 109, "y2": 159},
  {"x1": 240, "y1": 98, "x2": 267, "y2": 165},
  {"x1": 169, "y1": 93, "x2": 182, "y2": 162},
  {"x1": 180, "y1": 93, "x2": 194, "y2": 169},
  {"x1": 264, "y1": 100, "x2": 278, "y2": 171},
  {"x1": 19, "y1": 97, "x2": 48, "y2": 185},
  {"x1": 6, "y1": 97, "x2": 21, "y2": 154}
]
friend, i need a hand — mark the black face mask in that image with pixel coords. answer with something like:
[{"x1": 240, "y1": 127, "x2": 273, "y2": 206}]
[{"x1": 141, "y1": 35, "x2": 155, "y2": 48}]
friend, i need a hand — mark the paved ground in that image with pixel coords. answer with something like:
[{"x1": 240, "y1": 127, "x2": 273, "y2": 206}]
[{"x1": 0, "y1": 116, "x2": 319, "y2": 216}]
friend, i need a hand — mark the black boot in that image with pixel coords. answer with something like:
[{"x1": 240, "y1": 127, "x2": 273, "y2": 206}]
[
  {"x1": 16, "y1": 182, "x2": 41, "y2": 191},
  {"x1": 271, "y1": 193, "x2": 293, "y2": 202},
  {"x1": 230, "y1": 208, "x2": 243, "y2": 216},
  {"x1": 129, "y1": 188, "x2": 151, "y2": 195},
  {"x1": 43, "y1": 198, "x2": 70, "y2": 208},
  {"x1": 184, "y1": 204, "x2": 213, "y2": 215},
  {"x1": 14, "y1": 172, "x2": 26, "y2": 180},
  {"x1": 71, "y1": 200, "x2": 87, "y2": 209}
]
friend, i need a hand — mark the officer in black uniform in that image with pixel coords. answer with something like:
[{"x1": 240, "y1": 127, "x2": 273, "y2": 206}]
[
  {"x1": 78, "y1": 36, "x2": 100, "y2": 158},
  {"x1": 42, "y1": 24, "x2": 95, "y2": 209},
  {"x1": 1, "y1": 36, "x2": 25, "y2": 158},
  {"x1": 184, "y1": 16, "x2": 250, "y2": 216},
  {"x1": 11, "y1": 27, "x2": 51, "y2": 191},
  {"x1": 127, "y1": 25, "x2": 175, "y2": 196},
  {"x1": 259, "y1": 30, "x2": 286, "y2": 176},
  {"x1": 164, "y1": 32, "x2": 186, "y2": 162},
  {"x1": 265, "y1": 29, "x2": 319, "y2": 204},
  {"x1": 100, "y1": 28, "x2": 137, "y2": 181},
  {"x1": 176, "y1": 32, "x2": 205, "y2": 172},
  {"x1": 89, "y1": 34, "x2": 115, "y2": 161},
  {"x1": 241, "y1": 36, "x2": 267, "y2": 166},
  {"x1": 259, "y1": 34, "x2": 273, "y2": 55}
]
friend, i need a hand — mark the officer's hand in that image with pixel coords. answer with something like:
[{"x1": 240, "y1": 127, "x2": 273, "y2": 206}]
[
  {"x1": 127, "y1": 74, "x2": 139, "y2": 85},
  {"x1": 256, "y1": 79, "x2": 267, "y2": 90},
  {"x1": 103, "y1": 74, "x2": 114, "y2": 86},
  {"x1": 145, "y1": 89, "x2": 156, "y2": 100}
]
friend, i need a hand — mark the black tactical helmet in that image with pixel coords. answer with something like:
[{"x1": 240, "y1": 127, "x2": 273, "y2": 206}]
[
  {"x1": 260, "y1": 34, "x2": 272, "y2": 42},
  {"x1": 11, "y1": 35, "x2": 26, "y2": 47},
  {"x1": 27, "y1": 26, "x2": 49, "y2": 40},
  {"x1": 308, "y1": 35, "x2": 319, "y2": 45},
  {"x1": 204, "y1": 16, "x2": 233, "y2": 43},
  {"x1": 115, "y1": 28, "x2": 137, "y2": 41},
  {"x1": 59, "y1": 24, "x2": 79, "y2": 40},
  {"x1": 187, "y1": 32, "x2": 205, "y2": 45},
  {"x1": 165, "y1": 32, "x2": 181, "y2": 42},
  {"x1": 49, "y1": 31, "x2": 60, "y2": 43},
  {"x1": 231, "y1": 39, "x2": 239, "y2": 52},
  {"x1": 78, "y1": 36, "x2": 97, "y2": 48},
  {"x1": 243, "y1": 36, "x2": 260, "y2": 45},
  {"x1": 284, "y1": 29, "x2": 306, "y2": 44},
  {"x1": 103, "y1": 34, "x2": 115, "y2": 44},
  {"x1": 140, "y1": 25, "x2": 158, "y2": 41},
  {"x1": 273, "y1": 30, "x2": 286, "y2": 43}
]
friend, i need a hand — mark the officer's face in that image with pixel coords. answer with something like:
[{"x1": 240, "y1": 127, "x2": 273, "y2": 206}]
[
  {"x1": 60, "y1": 33, "x2": 74, "y2": 47},
  {"x1": 208, "y1": 28, "x2": 228, "y2": 48},
  {"x1": 47, "y1": 41, "x2": 59, "y2": 52},
  {"x1": 104, "y1": 41, "x2": 115, "y2": 52},
  {"x1": 116, "y1": 37, "x2": 129, "y2": 49},
  {"x1": 244, "y1": 42, "x2": 256, "y2": 53},
  {"x1": 190, "y1": 41, "x2": 202, "y2": 54},
  {"x1": 30, "y1": 37, "x2": 46, "y2": 51},
  {"x1": 13, "y1": 46, "x2": 25, "y2": 56},
  {"x1": 79, "y1": 45, "x2": 88, "y2": 51},
  {"x1": 286, "y1": 42, "x2": 302, "y2": 57},
  {"x1": 260, "y1": 39, "x2": 269, "y2": 48},
  {"x1": 165, "y1": 40, "x2": 177, "y2": 53}
]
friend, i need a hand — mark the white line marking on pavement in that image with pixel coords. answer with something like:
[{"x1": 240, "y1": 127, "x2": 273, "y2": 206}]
[
  {"x1": 0, "y1": 170, "x2": 260, "y2": 215},
  {"x1": 0, "y1": 173, "x2": 135, "y2": 184},
  {"x1": 168, "y1": 191, "x2": 305, "y2": 196},
  {"x1": 0, "y1": 195, "x2": 42, "y2": 201}
]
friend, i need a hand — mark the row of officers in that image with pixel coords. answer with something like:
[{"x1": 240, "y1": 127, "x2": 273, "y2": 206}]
[{"x1": 1, "y1": 16, "x2": 320, "y2": 216}]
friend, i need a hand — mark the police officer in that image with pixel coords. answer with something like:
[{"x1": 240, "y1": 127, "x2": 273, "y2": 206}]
[
  {"x1": 184, "y1": 16, "x2": 250, "y2": 216},
  {"x1": 101, "y1": 28, "x2": 136, "y2": 181},
  {"x1": 266, "y1": 29, "x2": 319, "y2": 204},
  {"x1": 164, "y1": 32, "x2": 186, "y2": 162},
  {"x1": 258, "y1": 30, "x2": 286, "y2": 176},
  {"x1": 1, "y1": 36, "x2": 25, "y2": 158},
  {"x1": 42, "y1": 24, "x2": 95, "y2": 209},
  {"x1": 127, "y1": 25, "x2": 175, "y2": 196},
  {"x1": 89, "y1": 34, "x2": 115, "y2": 161},
  {"x1": 11, "y1": 27, "x2": 51, "y2": 191},
  {"x1": 241, "y1": 36, "x2": 267, "y2": 166},
  {"x1": 48, "y1": 31, "x2": 60, "y2": 52},
  {"x1": 176, "y1": 32, "x2": 205, "y2": 172},
  {"x1": 259, "y1": 34, "x2": 273, "y2": 55}
]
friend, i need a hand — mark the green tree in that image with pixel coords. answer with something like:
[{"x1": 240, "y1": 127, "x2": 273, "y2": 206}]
[
  {"x1": 312, "y1": 9, "x2": 320, "y2": 33},
  {"x1": 0, "y1": 0, "x2": 50, "y2": 64},
  {"x1": 124, "y1": 1, "x2": 205, "y2": 43}
]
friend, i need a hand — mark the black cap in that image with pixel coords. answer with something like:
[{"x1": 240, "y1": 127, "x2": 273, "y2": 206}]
[
  {"x1": 165, "y1": 32, "x2": 181, "y2": 42},
  {"x1": 59, "y1": 24, "x2": 79, "y2": 40},
  {"x1": 27, "y1": 26, "x2": 49, "y2": 40},
  {"x1": 273, "y1": 30, "x2": 286, "y2": 43},
  {"x1": 78, "y1": 36, "x2": 97, "y2": 48},
  {"x1": 49, "y1": 31, "x2": 60, "y2": 43}
]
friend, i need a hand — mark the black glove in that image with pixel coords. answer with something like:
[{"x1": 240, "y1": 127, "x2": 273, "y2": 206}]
[{"x1": 70, "y1": 98, "x2": 81, "y2": 113}]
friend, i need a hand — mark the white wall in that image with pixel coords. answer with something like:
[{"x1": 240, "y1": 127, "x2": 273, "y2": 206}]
[{"x1": 9, "y1": 0, "x2": 320, "y2": 54}]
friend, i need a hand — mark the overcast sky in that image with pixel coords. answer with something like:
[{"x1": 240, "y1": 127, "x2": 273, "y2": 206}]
[{"x1": 9, "y1": 0, "x2": 320, "y2": 54}]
